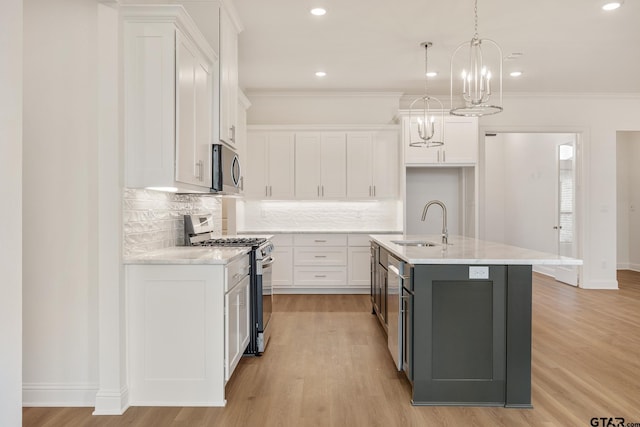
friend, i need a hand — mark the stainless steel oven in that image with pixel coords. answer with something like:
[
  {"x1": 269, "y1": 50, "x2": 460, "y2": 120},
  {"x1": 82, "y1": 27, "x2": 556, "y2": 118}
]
[
  {"x1": 184, "y1": 215, "x2": 274, "y2": 355},
  {"x1": 254, "y1": 242, "x2": 274, "y2": 354}
]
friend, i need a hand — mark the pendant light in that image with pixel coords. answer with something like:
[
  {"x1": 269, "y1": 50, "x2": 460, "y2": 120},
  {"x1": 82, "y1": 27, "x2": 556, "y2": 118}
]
[
  {"x1": 409, "y1": 42, "x2": 444, "y2": 148},
  {"x1": 450, "y1": 0, "x2": 503, "y2": 116}
]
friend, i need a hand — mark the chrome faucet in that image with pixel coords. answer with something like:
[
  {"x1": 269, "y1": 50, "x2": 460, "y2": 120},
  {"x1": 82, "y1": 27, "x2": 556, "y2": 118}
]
[{"x1": 421, "y1": 200, "x2": 448, "y2": 244}]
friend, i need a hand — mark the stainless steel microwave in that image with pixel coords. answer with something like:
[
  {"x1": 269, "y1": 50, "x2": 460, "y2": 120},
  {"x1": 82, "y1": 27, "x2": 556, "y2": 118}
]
[{"x1": 211, "y1": 144, "x2": 241, "y2": 195}]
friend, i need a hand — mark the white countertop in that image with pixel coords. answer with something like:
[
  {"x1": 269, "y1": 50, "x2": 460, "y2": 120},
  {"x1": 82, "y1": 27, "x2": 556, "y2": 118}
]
[
  {"x1": 370, "y1": 234, "x2": 584, "y2": 266},
  {"x1": 239, "y1": 230, "x2": 402, "y2": 234},
  {"x1": 123, "y1": 246, "x2": 250, "y2": 265}
]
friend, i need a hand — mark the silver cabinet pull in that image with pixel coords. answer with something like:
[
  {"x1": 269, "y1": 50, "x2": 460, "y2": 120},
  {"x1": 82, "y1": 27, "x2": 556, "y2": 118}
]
[
  {"x1": 369, "y1": 185, "x2": 372, "y2": 196},
  {"x1": 317, "y1": 185, "x2": 320, "y2": 196},
  {"x1": 314, "y1": 255, "x2": 327, "y2": 258},
  {"x1": 437, "y1": 150, "x2": 441, "y2": 162},
  {"x1": 443, "y1": 150, "x2": 446, "y2": 162},
  {"x1": 269, "y1": 186, "x2": 272, "y2": 196},
  {"x1": 265, "y1": 185, "x2": 268, "y2": 197},
  {"x1": 230, "y1": 125, "x2": 236, "y2": 143},
  {"x1": 373, "y1": 185, "x2": 376, "y2": 197},
  {"x1": 314, "y1": 239, "x2": 327, "y2": 243},
  {"x1": 314, "y1": 275, "x2": 327, "y2": 278}
]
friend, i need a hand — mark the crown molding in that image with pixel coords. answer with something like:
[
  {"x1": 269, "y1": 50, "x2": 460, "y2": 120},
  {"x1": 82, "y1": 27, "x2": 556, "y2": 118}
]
[
  {"x1": 245, "y1": 90, "x2": 404, "y2": 99},
  {"x1": 247, "y1": 124, "x2": 399, "y2": 131}
]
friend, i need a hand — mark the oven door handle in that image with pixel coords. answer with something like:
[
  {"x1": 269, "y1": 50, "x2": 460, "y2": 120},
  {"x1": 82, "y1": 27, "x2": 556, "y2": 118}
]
[{"x1": 261, "y1": 256, "x2": 275, "y2": 267}]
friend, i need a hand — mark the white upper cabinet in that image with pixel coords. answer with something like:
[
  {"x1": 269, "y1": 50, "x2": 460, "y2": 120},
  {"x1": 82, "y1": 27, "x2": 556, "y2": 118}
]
[
  {"x1": 218, "y1": 4, "x2": 241, "y2": 147},
  {"x1": 295, "y1": 132, "x2": 347, "y2": 199},
  {"x1": 347, "y1": 130, "x2": 398, "y2": 199},
  {"x1": 175, "y1": 30, "x2": 213, "y2": 188},
  {"x1": 403, "y1": 114, "x2": 478, "y2": 166},
  {"x1": 123, "y1": 5, "x2": 216, "y2": 192},
  {"x1": 245, "y1": 131, "x2": 295, "y2": 199}
]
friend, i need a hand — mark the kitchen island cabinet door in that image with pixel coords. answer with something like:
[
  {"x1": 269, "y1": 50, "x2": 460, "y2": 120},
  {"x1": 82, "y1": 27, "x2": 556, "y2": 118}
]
[{"x1": 411, "y1": 264, "x2": 507, "y2": 406}]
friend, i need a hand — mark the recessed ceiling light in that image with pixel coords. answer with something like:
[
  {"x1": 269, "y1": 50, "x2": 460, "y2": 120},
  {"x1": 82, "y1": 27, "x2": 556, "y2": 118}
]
[
  {"x1": 315, "y1": 71, "x2": 327, "y2": 77},
  {"x1": 425, "y1": 71, "x2": 438, "y2": 77},
  {"x1": 310, "y1": 8, "x2": 327, "y2": 16},
  {"x1": 602, "y1": 1, "x2": 622, "y2": 10},
  {"x1": 510, "y1": 71, "x2": 523, "y2": 77}
]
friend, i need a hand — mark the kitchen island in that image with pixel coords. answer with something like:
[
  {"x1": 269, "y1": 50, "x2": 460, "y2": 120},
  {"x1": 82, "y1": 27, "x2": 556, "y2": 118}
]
[{"x1": 369, "y1": 234, "x2": 582, "y2": 408}]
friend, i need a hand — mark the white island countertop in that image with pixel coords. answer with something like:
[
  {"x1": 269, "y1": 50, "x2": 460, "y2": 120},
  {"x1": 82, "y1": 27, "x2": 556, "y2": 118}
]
[
  {"x1": 123, "y1": 246, "x2": 250, "y2": 265},
  {"x1": 370, "y1": 234, "x2": 583, "y2": 266}
]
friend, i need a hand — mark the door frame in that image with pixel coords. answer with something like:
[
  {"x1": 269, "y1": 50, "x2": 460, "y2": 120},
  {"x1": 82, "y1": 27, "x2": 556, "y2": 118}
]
[{"x1": 478, "y1": 125, "x2": 588, "y2": 288}]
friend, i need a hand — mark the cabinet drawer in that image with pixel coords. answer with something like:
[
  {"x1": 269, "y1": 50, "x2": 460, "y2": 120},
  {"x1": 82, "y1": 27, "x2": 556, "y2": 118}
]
[
  {"x1": 226, "y1": 254, "x2": 250, "y2": 292},
  {"x1": 270, "y1": 234, "x2": 293, "y2": 247},
  {"x1": 294, "y1": 267, "x2": 347, "y2": 287},
  {"x1": 293, "y1": 234, "x2": 347, "y2": 246},
  {"x1": 347, "y1": 234, "x2": 374, "y2": 247},
  {"x1": 294, "y1": 247, "x2": 347, "y2": 266}
]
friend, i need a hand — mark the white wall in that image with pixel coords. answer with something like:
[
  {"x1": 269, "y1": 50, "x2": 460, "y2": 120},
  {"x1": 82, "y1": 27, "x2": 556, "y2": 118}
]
[
  {"x1": 616, "y1": 131, "x2": 640, "y2": 271},
  {"x1": 0, "y1": 0, "x2": 23, "y2": 424},
  {"x1": 405, "y1": 168, "x2": 463, "y2": 236},
  {"x1": 23, "y1": 0, "x2": 100, "y2": 405},
  {"x1": 478, "y1": 94, "x2": 640, "y2": 289},
  {"x1": 484, "y1": 133, "x2": 570, "y2": 253},
  {"x1": 246, "y1": 92, "x2": 402, "y2": 125}
]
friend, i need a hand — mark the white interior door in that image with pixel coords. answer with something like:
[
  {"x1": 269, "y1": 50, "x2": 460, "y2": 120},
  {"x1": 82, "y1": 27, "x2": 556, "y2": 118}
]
[{"x1": 554, "y1": 141, "x2": 579, "y2": 286}]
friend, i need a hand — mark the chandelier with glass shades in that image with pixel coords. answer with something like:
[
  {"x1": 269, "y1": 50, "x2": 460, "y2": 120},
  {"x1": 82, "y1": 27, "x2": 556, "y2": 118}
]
[
  {"x1": 450, "y1": 0, "x2": 503, "y2": 116},
  {"x1": 409, "y1": 42, "x2": 444, "y2": 148}
]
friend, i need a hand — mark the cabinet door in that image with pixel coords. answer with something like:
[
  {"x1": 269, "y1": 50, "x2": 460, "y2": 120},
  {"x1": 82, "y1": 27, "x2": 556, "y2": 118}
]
[
  {"x1": 268, "y1": 132, "x2": 295, "y2": 199},
  {"x1": 294, "y1": 132, "x2": 322, "y2": 199},
  {"x1": 175, "y1": 32, "x2": 197, "y2": 186},
  {"x1": 175, "y1": 31, "x2": 212, "y2": 188},
  {"x1": 225, "y1": 285, "x2": 239, "y2": 381},
  {"x1": 348, "y1": 247, "x2": 371, "y2": 289},
  {"x1": 124, "y1": 23, "x2": 176, "y2": 188},
  {"x1": 403, "y1": 116, "x2": 443, "y2": 165},
  {"x1": 272, "y1": 246, "x2": 293, "y2": 289},
  {"x1": 320, "y1": 132, "x2": 347, "y2": 198},
  {"x1": 245, "y1": 132, "x2": 268, "y2": 198},
  {"x1": 219, "y1": 6, "x2": 238, "y2": 146},
  {"x1": 372, "y1": 130, "x2": 399, "y2": 198},
  {"x1": 346, "y1": 132, "x2": 373, "y2": 198},
  {"x1": 195, "y1": 57, "x2": 212, "y2": 188},
  {"x1": 238, "y1": 278, "x2": 250, "y2": 355},
  {"x1": 442, "y1": 116, "x2": 478, "y2": 164}
]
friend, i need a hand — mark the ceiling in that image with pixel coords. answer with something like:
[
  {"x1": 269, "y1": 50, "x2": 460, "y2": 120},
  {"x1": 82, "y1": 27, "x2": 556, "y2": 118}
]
[{"x1": 234, "y1": 0, "x2": 640, "y2": 96}]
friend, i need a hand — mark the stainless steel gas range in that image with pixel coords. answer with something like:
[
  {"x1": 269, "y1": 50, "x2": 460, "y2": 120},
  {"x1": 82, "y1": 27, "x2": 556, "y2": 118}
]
[{"x1": 184, "y1": 215, "x2": 274, "y2": 355}]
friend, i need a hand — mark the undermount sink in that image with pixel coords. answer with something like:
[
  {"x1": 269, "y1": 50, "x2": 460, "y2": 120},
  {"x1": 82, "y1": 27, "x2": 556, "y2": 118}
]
[{"x1": 391, "y1": 240, "x2": 438, "y2": 247}]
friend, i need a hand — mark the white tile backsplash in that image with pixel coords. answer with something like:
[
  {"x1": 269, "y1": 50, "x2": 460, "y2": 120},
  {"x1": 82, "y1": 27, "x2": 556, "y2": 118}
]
[
  {"x1": 238, "y1": 200, "x2": 402, "y2": 232},
  {"x1": 123, "y1": 188, "x2": 222, "y2": 256}
]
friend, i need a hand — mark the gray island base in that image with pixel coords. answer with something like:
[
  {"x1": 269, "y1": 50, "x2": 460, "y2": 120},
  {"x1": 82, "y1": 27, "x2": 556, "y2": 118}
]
[
  {"x1": 412, "y1": 264, "x2": 532, "y2": 408},
  {"x1": 369, "y1": 234, "x2": 582, "y2": 408}
]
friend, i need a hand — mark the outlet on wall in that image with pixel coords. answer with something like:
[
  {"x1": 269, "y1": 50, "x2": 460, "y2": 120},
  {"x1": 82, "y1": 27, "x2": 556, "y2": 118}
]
[{"x1": 469, "y1": 266, "x2": 489, "y2": 279}]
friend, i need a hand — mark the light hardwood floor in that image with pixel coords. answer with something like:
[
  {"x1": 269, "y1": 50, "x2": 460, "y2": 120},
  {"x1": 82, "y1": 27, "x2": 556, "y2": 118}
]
[{"x1": 23, "y1": 272, "x2": 640, "y2": 426}]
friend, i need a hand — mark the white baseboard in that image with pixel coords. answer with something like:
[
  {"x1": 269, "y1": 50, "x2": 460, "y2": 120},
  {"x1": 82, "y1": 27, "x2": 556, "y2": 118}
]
[
  {"x1": 129, "y1": 400, "x2": 226, "y2": 407},
  {"x1": 23, "y1": 383, "x2": 98, "y2": 407},
  {"x1": 580, "y1": 279, "x2": 619, "y2": 290},
  {"x1": 273, "y1": 287, "x2": 369, "y2": 295},
  {"x1": 617, "y1": 262, "x2": 630, "y2": 270},
  {"x1": 93, "y1": 386, "x2": 130, "y2": 415},
  {"x1": 628, "y1": 263, "x2": 640, "y2": 272}
]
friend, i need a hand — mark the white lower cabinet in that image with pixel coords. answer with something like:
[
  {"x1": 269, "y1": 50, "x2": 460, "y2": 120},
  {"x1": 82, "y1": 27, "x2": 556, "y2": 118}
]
[
  {"x1": 348, "y1": 234, "x2": 374, "y2": 291},
  {"x1": 271, "y1": 234, "x2": 293, "y2": 289},
  {"x1": 225, "y1": 275, "x2": 250, "y2": 381},
  {"x1": 126, "y1": 254, "x2": 250, "y2": 406}
]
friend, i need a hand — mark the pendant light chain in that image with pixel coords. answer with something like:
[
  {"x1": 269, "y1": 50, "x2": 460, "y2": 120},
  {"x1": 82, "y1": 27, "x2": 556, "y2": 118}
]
[
  {"x1": 424, "y1": 43, "x2": 429, "y2": 94},
  {"x1": 473, "y1": 0, "x2": 479, "y2": 40}
]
